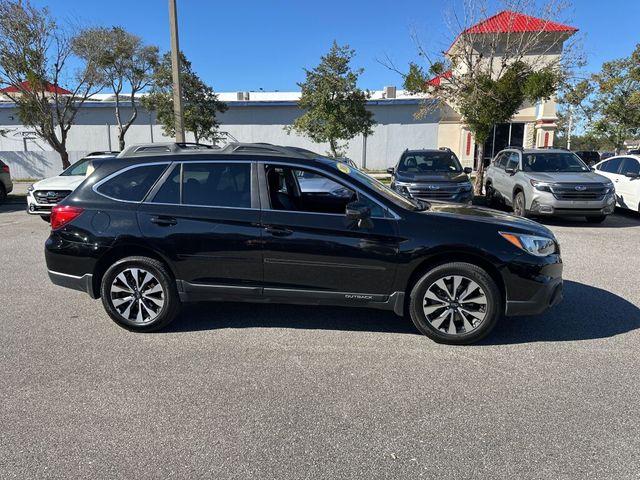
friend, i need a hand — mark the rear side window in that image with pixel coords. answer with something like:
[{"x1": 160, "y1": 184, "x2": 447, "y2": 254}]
[
  {"x1": 599, "y1": 158, "x2": 622, "y2": 173},
  {"x1": 96, "y1": 164, "x2": 167, "y2": 202},
  {"x1": 620, "y1": 158, "x2": 640, "y2": 176},
  {"x1": 151, "y1": 164, "x2": 181, "y2": 204},
  {"x1": 182, "y1": 163, "x2": 251, "y2": 208}
]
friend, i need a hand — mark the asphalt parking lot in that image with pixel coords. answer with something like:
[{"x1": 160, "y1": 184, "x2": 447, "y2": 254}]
[{"x1": 1, "y1": 201, "x2": 639, "y2": 479}]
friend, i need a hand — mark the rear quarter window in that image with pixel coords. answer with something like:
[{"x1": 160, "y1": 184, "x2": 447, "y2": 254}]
[{"x1": 96, "y1": 164, "x2": 168, "y2": 202}]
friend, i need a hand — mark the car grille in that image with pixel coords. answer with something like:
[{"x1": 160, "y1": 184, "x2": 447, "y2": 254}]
[
  {"x1": 550, "y1": 183, "x2": 607, "y2": 201},
  {"x1": 33, "y1": 190, "x2": 72, "y2": 204},
  {"x1": 407, "y1": 184, "x2": 463, "y2": 200}
]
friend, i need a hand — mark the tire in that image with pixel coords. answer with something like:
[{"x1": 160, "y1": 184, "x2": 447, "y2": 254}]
[
  {"x1": 100, "y1": 256, "x2": 180, "y2": 332},
  {"x1": 586, "y1": 215, "x2": 607, "y2": 224},
  {"x1": 40, "y1": 215, "x2": 51, "y2": 223},
  {"x1": 512, "y1": 191, "x2": 528, "y2": 217},
  {"x1": 485, "y1": 183, "x2": 498, "y2": 207},
  {"x1": 409, "y1": 262, "x2": 502, "y2": 345},
  {"x1": 0, "y1": 183, "x2": 6, "y2": 202}
]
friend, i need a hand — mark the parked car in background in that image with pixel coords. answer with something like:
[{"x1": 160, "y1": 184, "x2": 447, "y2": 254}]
[
  {"x1": 387, "y1": 148, "x2": 473, "y2": 203},
  {"x1": 627, "y1": 149, "x2": 640, "y2": 155},
  {"x1": 574, "y1": 150, "x2": 600, "y2": 167},
  {"x1": 599, "y1": 151, "x2": 615, "y2": 161},
  {"x1": 484, "y1": 148, "x2": 615, "y2": 223},
  {"x1": 0, "y1": 158, "x2": 13, "y2": 202},
  {"x1": 594, "y1": 154, "x2": 640, "y2": 212},
  {"x1": 45, "y1": 142, "x2": 563, "y2": 345},
  {"x1": 27, "y1": 152, "x2": 118, "y2": 221}
]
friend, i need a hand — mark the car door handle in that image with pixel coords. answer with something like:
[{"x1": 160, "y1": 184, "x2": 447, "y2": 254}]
[
  {"x1": 264, "y1": 226, "x2": 293, "y2": 237},
  {"x1": 150, "y1": 216, "x2": 177, "y2": 226}
]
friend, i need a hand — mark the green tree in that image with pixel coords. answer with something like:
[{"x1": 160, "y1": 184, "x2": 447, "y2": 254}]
[
  {"x1": 142, "y1": 52, "x2": 227, "y2": 144},
  {"x1": 74, "y1": 27, "x2": 159, "y2": 151},
  {"x1": 290, "y1": 41, "x2": 375, "y2": 158},
  {"x1": 0, "y1": 0, "x2": 102, "y2": 168},
  {"x1": 564, "y1": 44, "x2": 640, "y2": 154},
  {"x1": 395, "y1": 2, "x2": 576, "y2": 194}
]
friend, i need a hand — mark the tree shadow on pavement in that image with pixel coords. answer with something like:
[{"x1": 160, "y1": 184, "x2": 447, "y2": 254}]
[
  {"x1": 482, "y1": 280, "x2": 640, "y2": 344},
  {"x1": 166, "y1": 280, "x2": 639, "y2": 343}
]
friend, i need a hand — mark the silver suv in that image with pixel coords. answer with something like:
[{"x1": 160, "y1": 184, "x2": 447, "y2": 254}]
[{"x1": 484, "y1": 148, "x2": 616, "y2": 223}]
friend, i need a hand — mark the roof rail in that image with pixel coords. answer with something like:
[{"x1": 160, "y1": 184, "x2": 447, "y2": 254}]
[
  {"x1": 118, "y1": 142, "x2": 217, "y2": 158},
  {"x1": 505, "y1": 145, "x2": 524, "y2": 150},
  {"x1": 438, "y1": 146, "x2": 452, "y2": 151}
]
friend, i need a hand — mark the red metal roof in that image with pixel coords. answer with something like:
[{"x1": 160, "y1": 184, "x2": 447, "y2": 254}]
[
  {"x1": 464, "y1": 10, "x2": 577, "y2": 34},
  {"x1": 427, "y1": 70, "x2": 452, "y2": 87},
  {"x1": 1, "y1": 81, "x2": 72, "y2": 95}
]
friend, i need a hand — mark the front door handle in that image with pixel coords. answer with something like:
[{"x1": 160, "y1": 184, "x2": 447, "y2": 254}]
[
  {"x1": 264, "y1": 226, "x2": 293, "y2": 237},
  {"x1": 150, "y1": 216, "x2": 177, "y2": 226}
]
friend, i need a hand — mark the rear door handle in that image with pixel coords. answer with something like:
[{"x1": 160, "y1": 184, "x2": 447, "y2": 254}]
[
  {"x1": 264, "y1": 226, "x2": 293, "y2": 237},
  {"x1": 150, "y1": 216, "x2": 177, "y2": 226}
]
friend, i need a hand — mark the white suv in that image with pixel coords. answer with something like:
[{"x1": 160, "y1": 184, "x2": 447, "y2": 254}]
[
  {"x1": 27, "y1": 152, "x2": 117, "y2": 221},
  {"x1": 594, "y1": 155, "x2": 640, "y2": 213}
]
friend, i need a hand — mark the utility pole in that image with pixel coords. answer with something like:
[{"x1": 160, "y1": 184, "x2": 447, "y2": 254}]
[
  {"x1": 168, "y1": 0, "x2": 185, "y2": 142},
  {"x1": 566, "y1": 107, "x2": 573, "y2": 150}
]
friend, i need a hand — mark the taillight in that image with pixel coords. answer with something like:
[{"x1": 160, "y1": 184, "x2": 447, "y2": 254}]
[
  {"x1": 1, "y1": 164, "x2": 8, "y2": 173},
  {"x1": 50, "y1": 205, "x2": 84, "y2": 230}
]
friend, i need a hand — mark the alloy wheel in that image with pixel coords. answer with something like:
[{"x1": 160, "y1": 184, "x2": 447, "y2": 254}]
[
  {"x1": 109, "y1": 267, "x2": 165, "y2": 324},
  {"x1": 422, "y1": 275, "x2": 487, "y2": 335}
]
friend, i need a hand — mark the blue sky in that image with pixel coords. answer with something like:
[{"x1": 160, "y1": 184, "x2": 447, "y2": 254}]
[{"x1": 33, "y1": 0, "x2": 640, "y2": 92}]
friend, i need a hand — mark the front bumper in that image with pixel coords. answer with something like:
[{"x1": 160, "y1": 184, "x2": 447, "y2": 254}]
[
  {"x1": 528, "y1": 191, "x2": 616, "y2": 216},
  {"x1": 505, "y1": 277, "x2": 563, "y2": 316}
]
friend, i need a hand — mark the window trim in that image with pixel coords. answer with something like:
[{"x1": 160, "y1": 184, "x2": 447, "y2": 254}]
[
  {"x1": 258, "y1": 161, "x2": 399, "y2": 220},
  {"x1": 93, "y1": 162, "x2": 171, "y2": 204},
  {"x1": 144, "y1": 160, "x2": 258, "y2": 210}
]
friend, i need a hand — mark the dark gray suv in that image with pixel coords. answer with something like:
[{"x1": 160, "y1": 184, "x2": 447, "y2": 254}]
[
  {"x1": 388, "y1": 148, "x2": 473, "y2": 203},
  {"x1": 0, "y1": 159, "x2": 13, "y2": 201}
]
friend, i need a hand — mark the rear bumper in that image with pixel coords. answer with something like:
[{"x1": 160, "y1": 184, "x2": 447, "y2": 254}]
[
  {"x1": 47, "y1": 270, "x2": 97, "y2": 299},
  {"x1": 505, "y1": 277, "x2": 563, "y2": 316}
]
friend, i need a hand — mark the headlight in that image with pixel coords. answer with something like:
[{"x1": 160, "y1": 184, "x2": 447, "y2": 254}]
[
  {"x1": 603, "y1": 182, "x2": 615, "y2": 194},
  {"x1": 499, "y1": 232, "x2": 557, "y2": 257},
  {"x1": 530, "y1": 180, "x2": 553, "y2": 192},
  {"x1": 457, "y1": 181, "x2": 472, "y2": 192},
  {"x1": 27, "y1": 184, "x2": 34, "y2": 192}
]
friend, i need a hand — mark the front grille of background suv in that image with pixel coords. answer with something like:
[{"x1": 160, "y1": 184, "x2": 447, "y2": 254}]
[
  {"x1": 33, "y1": 190, "x2": 72, "y2": 204},
  {"x1": 550, "y1": 183, "x2": 607, "y2": 201},
  {"x1": 407, "y1": 184, "x2": 462, "y2": 200}
]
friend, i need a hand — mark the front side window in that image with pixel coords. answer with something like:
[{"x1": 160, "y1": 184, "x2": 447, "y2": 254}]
[
  {"x1": 397, "y1": 151, "x2": 462, "y2": 173},
  {"x1": 182, "y1": 163, "x2": 251, "y2": 207},
  {"x1": 599, "y1": 158, "x2": 622, "y2": 174},
  {"x1": 96, "y1": 164, "x2": 167, "y2": 202},
  {"x1": 496, "y1": 153, "x2": 509, "y2": 169},
  {"x1": 522, "y1": 153, "x2": 590, "y2": 173},
  {"x1": 265, "y1": 165, "x2": 386, "y2": 217},
  {"x1": 505, "y1": 153, "x2": 520, "y2": 171}
]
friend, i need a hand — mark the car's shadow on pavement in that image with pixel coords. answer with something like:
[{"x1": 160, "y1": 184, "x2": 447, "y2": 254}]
[
  {"x1": 482, "y1": 280, "x2": 640, "y2": 345},
  {"x1": 164, "y1": 280, "x2": 639, "y2": 343}
]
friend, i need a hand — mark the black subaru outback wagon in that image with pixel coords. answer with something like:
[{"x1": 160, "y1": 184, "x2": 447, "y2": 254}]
[{"x1": 45, "y1": 143, "x2": 563, "y2": 345}]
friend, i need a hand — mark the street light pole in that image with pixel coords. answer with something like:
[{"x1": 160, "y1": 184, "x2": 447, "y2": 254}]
[{"x1": 168, "y1": 0, "x2": 185, "y2": 143}]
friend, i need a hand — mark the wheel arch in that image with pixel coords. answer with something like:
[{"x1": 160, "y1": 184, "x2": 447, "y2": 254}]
[
  {"x1": 403, "y1": 251, "x2": 506, "y2": 315},
  {"x1": 91, "y1": 242, "x2": 176, "y2": 298}
]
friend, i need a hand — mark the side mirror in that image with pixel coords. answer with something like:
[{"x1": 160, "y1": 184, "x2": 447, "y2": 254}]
[
  {"x1": 505, "y1": 167, "x2": 516, "y2": 175},
  {"x1": 625, "y1": 171, "x2": 639, "y2": 179},
  {"x1": 463, "y1": 167, "x2": 473, "y2": 174},
  {"x1": 590, "y1": 167, "x2": 596, "y2": 172},
  {"x1": 386, "y1": 167, "x2": 395, "y2": 175},
  {"x1": 346, "y1": 202, "x2": 373, "y2": 229}
]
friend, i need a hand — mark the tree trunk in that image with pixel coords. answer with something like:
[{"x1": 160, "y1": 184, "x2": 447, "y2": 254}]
[
  {"x1": 118, "y1": 131, "x2": 126, "y2": 151},
  {"x1": 474, "y1": 143, "x2": 485, "y2": 196},
  {"x1": 59, "y1": 149, "x2": 70, "y2": 169},
  {"x1": 329, "y1": 138, "x2": 338, "y2": 158}
]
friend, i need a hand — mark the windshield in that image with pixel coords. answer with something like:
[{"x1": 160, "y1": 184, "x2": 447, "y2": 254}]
[
  {"x1": 334, "y1": 163, "x2": 422, "y2": 211},
  {"x1": 522, "y1": 152, "x2": 590, "y2": 173},
  {"x1": 398, "y1": 152, "x2": 462, "y2": 173},
  {"x1": 60, "y1": 158, "x2": 91, "y2": 176}
]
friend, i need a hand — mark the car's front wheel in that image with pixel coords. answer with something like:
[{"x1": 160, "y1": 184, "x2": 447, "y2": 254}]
[
  {"x1": 513, "y1": 191, "x2": 528, "y2": 217},
  {"x1": 100, "y1": 256, "x2": 180, "y2": 332},
  {"x1": 409, "y1": 262, "x2": 502, "y2": 345}
]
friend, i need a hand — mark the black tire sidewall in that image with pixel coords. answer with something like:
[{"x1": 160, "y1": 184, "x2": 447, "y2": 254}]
[
  {"x1": 409, "y1": 262, "x2": 502, "y2": 345},
  {"x1": 513, "y1": 192, "x2": 527, "y2": 217},
  {"x1": 100, "y1": 256, "x2": 179, "y2": 332}
]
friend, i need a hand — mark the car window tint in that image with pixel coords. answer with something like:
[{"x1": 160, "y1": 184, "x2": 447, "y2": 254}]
[
  {"x1": 96, "y1": 164, "x2": 167, "y2": 202},
  {"x1": 182, "y1": 163, "x2": 251, "y2": 208},
  {"x1": 496, "y1": 153, "x2": 508, "y2": 169},
  {"x1": 506, "y1": 153, "x2": 519, "y2": 170},
  {"x1": 61, "y1": 158, "x2": 91, "y2": 176},
  {"x1": 600, "y1": 158, "x2": 622, "y2": 173},
  {"x1": 621, "y1": 158, "x2": 640, "y2": 175},
  {"x1": 151, "y1": 164, "x2": 181, "y2": 204}
]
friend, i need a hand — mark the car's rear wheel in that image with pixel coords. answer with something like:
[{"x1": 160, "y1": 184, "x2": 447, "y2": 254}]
[
  {"x1": 513, "y1": 191, "x2": 528, "y2": 217},
  {"x1": 100, "y1": 256, "x2": 180, "y2": 332},
  {"x1": 586, "y1": 215, "x2": 607, "y2": 224},
  {"x1": 0, "y1": 184, "x2": 6, "y2": 202},
  {"x1": 409, "y1": 262, "x2": 501, "y2": 345}
]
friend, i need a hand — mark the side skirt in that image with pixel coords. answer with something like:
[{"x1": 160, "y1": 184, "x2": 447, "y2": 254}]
[{"x1": 176, "y1": 280, "x2": 405, "y2": 316}]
